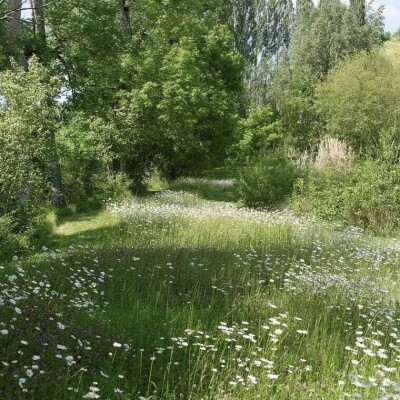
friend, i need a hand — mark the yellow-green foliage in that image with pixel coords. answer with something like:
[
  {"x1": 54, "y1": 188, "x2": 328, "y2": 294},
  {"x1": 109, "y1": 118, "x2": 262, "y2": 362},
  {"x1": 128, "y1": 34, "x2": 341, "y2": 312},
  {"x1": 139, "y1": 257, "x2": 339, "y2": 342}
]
[
  {"x1": 383, "y1": 37, "x2": 400, "y2": 69},
  {"x1": 0, "y1": 57, "x2": 59, "y2": 230},
  {"x1": 316, "y1": 40, "x2": 400, "y2": 158}
]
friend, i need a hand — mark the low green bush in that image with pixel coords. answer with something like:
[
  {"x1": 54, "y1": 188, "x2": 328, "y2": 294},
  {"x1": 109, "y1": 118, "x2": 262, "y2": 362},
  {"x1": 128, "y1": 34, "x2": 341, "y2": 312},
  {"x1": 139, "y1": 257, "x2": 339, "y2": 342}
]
[
  {"x1": 0, "y1": 217, "x2": 29, "y2": 261},
  {"x1": 291, "y1": 161, "x2": 400, "y2": 232},
  {"x1": 236, "y1": 152, "x2": 301, "y2": 209},
  {"x1": 27, "y1": 212, "x2": 55, "y2": 248},
  {"x1": 55, "y1": 204, "x2": 77, "y2": 219},
  {"x1": 291, "y1": 167, "x2": 350, "y2": 221},
  {"x1": 72, "y1": 173, "x2": 132, "y2": 212}
]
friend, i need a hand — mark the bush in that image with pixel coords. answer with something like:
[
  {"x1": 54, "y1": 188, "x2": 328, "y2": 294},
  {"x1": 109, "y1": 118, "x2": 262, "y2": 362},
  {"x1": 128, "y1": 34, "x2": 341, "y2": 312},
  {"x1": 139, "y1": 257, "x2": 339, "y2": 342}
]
[
  {"x1": 73, "y1": 172, "x2": 132, "y2": 213},
  {"x1": 27, "y1": 212, "x2": 55, "y2": 248},
  {"x1": 57, "y1": 114, "x2": 119, "y2": 205},
  {"x1": 0, "y1": 217, "x2": 29, "y2": 261},
  {"x1": 291, "y1": 161, "x2": 400, "y2": 232},
  {"x1": 291, "y1": 168, "x2": 350, "y2": 221},
  {"x1": 236, "y1": 152, "x2": 300, "y2": 209}
]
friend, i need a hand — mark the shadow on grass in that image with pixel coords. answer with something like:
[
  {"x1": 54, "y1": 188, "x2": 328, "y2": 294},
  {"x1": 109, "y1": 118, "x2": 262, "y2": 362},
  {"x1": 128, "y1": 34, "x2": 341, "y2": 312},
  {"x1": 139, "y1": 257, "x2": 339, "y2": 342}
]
[{"x1": 167, "y1": 179, "x2": 237, "y2": 203}]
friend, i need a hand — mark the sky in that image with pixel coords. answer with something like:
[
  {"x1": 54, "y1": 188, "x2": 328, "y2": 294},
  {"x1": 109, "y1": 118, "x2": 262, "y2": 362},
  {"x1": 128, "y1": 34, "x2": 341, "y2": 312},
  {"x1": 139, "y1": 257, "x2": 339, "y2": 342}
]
[{"x1": 375, "y1": 0, "x2": 400, "y2": 32}]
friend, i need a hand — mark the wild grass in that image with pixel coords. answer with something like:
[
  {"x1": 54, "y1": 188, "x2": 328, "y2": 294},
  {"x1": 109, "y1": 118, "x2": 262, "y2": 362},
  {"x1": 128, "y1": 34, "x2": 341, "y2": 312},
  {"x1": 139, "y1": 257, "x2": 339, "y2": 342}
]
[{"x1": 1, "y1": 178, "x2": 400, "y2": 399}]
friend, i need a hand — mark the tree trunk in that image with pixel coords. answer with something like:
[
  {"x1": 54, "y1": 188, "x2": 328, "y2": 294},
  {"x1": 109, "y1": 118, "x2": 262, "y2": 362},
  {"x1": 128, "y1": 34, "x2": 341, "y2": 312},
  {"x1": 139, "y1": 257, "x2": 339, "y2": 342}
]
[
  {"x1": 30, "y1": 2, "x2": 66, "y2": 207},
  {"x1": 47, "y1": 131, "x2": 67, "y2": 207},
  {"x1": 33, "y1": 0, "x2": 46, "y2": 41},
  {"x1": 5, "y1": 0, "x2": 28, "y2": 67},
  {"x1": 120, "y1": 0, "x2": 131, "y2": 30},
  {"x1": 5, "y1": 0, "x2": 22, "y2": 41}
]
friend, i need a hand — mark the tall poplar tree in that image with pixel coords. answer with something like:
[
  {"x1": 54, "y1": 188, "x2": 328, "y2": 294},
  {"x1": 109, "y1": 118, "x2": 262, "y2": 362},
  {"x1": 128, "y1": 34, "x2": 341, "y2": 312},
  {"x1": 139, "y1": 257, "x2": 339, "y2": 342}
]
[
  {"x1": 350, "y1": 0, "x2": 366, "y2": 26},
  {"x1": 226, "y1": 0, "x2": 293, "y2": 103}
]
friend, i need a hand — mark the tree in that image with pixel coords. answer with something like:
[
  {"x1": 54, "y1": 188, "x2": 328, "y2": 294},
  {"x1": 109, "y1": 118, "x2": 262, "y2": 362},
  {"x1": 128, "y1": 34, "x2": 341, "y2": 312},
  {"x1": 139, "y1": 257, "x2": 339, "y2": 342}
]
[
  {"x1": 271, "y1": 0, "x2": 383, "y2": 151},
  {"x1": 316, "y1": 40, "x2": 400, "y2": 158},
  {"x1": 231, "y1": 104, "x2": 283, "y2": 164},
  {"x1": 292, "y1": 0, "x2": 382, "y2": 80},
  {"x1": 119, "y1": 0, "x2": 131, "y2": 31},
  {"x1": 32, "y1": 0, "x2": 46, "y2": 40},
  {"x1": 4, "y1": 0, "x2": 22, "y2": 41},
  {"x1": 224, "y1": 0, "x2": 293, "y2": 104},
  {"x1": 116, "y1": 7, "x2": 244, "y2": 179},
  {"x1": 46, "y1": 0, "x2": 123, "y2": 114},
  {"x1": 350, "y1": 0, "x2": 366, "y2": 26}
]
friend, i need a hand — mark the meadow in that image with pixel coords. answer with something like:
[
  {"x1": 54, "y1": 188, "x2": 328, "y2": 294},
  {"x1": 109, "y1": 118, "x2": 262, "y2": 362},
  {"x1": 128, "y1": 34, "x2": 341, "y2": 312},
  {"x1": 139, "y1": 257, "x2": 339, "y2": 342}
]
[{"x1": 2, "y1": 178, "x2": 400, "y2": 399}]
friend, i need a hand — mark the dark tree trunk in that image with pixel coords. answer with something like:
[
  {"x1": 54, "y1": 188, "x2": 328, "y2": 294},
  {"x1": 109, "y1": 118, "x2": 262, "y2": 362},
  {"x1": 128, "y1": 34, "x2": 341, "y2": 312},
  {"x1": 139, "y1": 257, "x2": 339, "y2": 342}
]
[
  {"x1": 5, "y1": 0, "x2": 22, "y2": 40},
  {"x1": 5, "y1": 0, "x2": 27, "y2": 67},
  {"x1": 33, "y1": 0, "x2": 46, "y2": 41},
  {"x1": 47, "y1": 131, "x2": 67, "y2": 207},
  {"x1": 120, "y1": 0, "x2": 131, "y2": 30}
]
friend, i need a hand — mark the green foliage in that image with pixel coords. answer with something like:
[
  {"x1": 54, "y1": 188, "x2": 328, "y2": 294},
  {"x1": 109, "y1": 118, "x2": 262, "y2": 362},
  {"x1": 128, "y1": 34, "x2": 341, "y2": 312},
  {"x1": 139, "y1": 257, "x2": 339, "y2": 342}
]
[
  {"x1": 117, "y1": 12, "x2": 244, "y2": 179},
  {"x1": 57, "y1": 113, "x2": 117, "y2": 204},
  {"x1": 224, "y1": 0, "x2": 294, "y2": 103},
  {"x1": 27, "y1": 211, "x2": 55, "y2": 248},
  {"x1": 291, "y1": 0, "x2": 382, "y2": 80},
  {"x1": 232, "y1": 104, "x2": 283, "y2": 163},
  {"x1": 272, "y1": 59, "x2": 320, "y2": 151},
  {"x1": 316, "y1": 42, "x2": 400, "y2": 158},
  {"x1": 350, "y1": 0, "x2": 366, "y2": 26},
  {"x1": 236, "y1": 152, "x2": 300, "y2": 208},
  {"x1": 46, "y1": 0, "x2": 123, "y2": 113},
  {"x1": 272, "y1": 0, "x2": 383, "y2": 152},
  {"x1": 0, "y1": 217, "x2": 29, "y2": 261},
  {"x1": 291, "y1": 167, "x2": 350, "y2": 221},
  {"x1": 292, "y1": 161, "x2": 400, "y2": 232},
  {"x1": 0, "y1": 57, "x2": 59, "y2": 230}
]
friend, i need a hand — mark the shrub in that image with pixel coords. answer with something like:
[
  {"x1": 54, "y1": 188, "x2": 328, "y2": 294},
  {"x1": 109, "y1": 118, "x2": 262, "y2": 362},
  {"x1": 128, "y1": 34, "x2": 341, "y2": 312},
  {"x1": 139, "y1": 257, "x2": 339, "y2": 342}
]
[
  {"x1": 291, "y1": 161, "x2": 400, "y2": 232},
  {"x1": 97, "y1": 172, "x2": 132, "y2": 202},
  {"x1": 27, "y1": 212, "x2": 55, "y2": 248},
  {"x1": 291, "y1": 167, "x2": 350, "y2": 221},
  {"x1": 57, "y1": 114, "x2": 117, "y2": 205},
  {"x1": 0, "y1": 217, "x2": 29, "y2": 261},
  {"x1": 342, "y1": 162, "x2": 400, "y2": 231},
  {"x1": 236, "y1": 152, "x2": 300, "y2": 209}
]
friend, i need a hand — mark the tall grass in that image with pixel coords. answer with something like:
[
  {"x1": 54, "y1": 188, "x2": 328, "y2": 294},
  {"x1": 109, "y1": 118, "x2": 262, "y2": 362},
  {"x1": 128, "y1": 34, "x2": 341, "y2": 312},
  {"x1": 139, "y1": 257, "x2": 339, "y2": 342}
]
[{"x1": 1, "y1": 180, "x2": 400, "y2": 399}]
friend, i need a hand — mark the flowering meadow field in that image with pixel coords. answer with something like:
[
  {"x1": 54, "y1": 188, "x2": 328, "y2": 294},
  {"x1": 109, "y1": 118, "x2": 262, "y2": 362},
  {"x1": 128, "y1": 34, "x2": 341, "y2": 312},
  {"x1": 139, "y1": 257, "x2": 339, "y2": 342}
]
[{"x1": 2, "y1": 179, "x2": 400, "y2": 399}]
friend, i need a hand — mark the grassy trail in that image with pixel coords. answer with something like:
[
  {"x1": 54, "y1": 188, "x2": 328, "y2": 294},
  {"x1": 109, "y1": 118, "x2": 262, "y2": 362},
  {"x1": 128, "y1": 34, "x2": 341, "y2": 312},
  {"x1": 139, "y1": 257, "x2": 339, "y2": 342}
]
[{"x1": 2, "y1": 178, "x2": 400, "y2": 399}]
